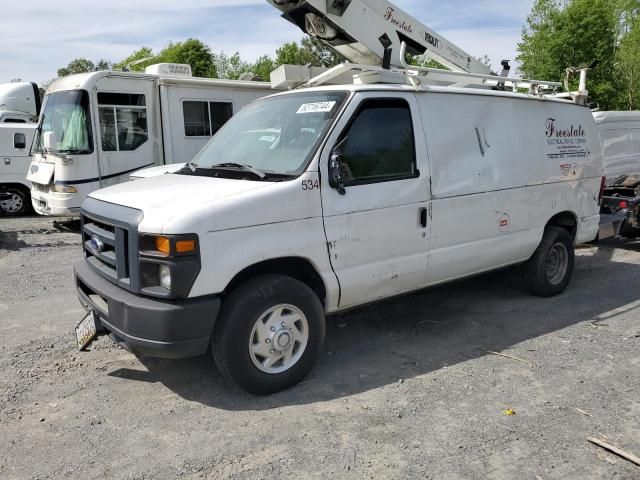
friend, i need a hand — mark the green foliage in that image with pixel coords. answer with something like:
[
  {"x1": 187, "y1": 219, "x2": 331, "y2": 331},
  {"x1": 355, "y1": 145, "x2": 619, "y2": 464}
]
[
  {"x1": 517, "y1": 0, "x2": 640, "y2": 110},
  {"x1": 57, "y1": 58, "x2": 112, "y2": 78},
  {"x1": 113, "y1": 47, "x2": 154, "y2": 72},
  {"x1": 616, "y1": 10, "x2": 640, "y2": 109},
  {"x1": 213, "y1": 52, "x2": 254, "y2": 80},
  {"x1": 158, "y1": 39, "x2": 217, "y2": 78}
]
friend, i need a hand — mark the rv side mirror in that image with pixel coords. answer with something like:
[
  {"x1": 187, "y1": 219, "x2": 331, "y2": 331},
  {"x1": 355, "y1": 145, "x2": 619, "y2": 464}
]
[
  {"x1": 14, "y1": 133, "x2": 26, "y2": 150},
  {"x1": 42, "y1": 131, "x2": 58, "y2": 153},
  {"x1": 328, "y1": 150, "x2": 346, "y2": 195}
]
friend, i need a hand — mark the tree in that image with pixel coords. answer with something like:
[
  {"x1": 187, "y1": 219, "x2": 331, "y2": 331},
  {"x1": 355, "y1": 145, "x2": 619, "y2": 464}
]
[
  {"x1": 158, "y1": 39, "x2": 216, "y2": 78},
  {"x1": 113, "y1": 47, "x2": 155, "y2": 72},
  {"x1": 300, "y1": 37, "x2": 345, "y2": 67},
  {"x1": 517, "y1": 0, "x2": 618, "y2": 109},
  {"x1": 616, "y1": 11, "x2": 640, "y2": 109},
  {"x1": 57, "y1": 58, "x2": 96, "y2": 77},
  {"x1": 213, "y1": 52, "x2": 255, "y2": 80}
]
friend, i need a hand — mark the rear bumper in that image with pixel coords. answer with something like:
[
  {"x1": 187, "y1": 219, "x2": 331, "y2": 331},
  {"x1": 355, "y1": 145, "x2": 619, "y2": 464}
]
[{"x1": 74, "y1": 260, "x2": 220, "y2": 359}]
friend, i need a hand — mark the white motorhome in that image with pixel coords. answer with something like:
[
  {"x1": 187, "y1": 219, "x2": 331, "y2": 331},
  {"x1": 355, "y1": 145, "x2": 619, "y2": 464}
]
[
  {"x1": 27, "y1": 64, "x2": 277, "y2": 216},
  {"x1": 0, "y1": 82, "x2": 40, "y2": 215},
  {"x1": 72, "y1": 0, "x2": 603, "y2": 395},
  {"x1": 594, "y1": 111, "x2": 640, "y2": 179}
]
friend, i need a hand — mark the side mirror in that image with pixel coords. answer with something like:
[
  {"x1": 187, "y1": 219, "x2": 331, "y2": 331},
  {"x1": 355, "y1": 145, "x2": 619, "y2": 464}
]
[
  {"x1": 42, "y1": 131, "x2": 58, "y2": 153},
  {"x1": 13, "y1": 133, "x2": 26, "y2": 150},
  {"x1": 328, "y1": 151, "x2": 346, "y2": 195}
]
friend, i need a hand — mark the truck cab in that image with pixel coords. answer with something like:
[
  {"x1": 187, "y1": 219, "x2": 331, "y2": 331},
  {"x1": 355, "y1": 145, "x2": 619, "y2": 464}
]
[{"x1": 74, "y1": 81, "x2": 602, "y2": 395}]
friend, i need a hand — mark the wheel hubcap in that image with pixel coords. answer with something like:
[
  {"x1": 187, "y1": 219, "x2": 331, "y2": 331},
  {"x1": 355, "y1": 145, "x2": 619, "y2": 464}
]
[
  {"x1": 546, "y1": 243, "x2": 569, "y2": 285},
  {"x1": 249, "y1": 304, "x2": 309, "y2": 375},
  {"x1": 0, "y1": 193, "x2": 23, "y2": 213}
]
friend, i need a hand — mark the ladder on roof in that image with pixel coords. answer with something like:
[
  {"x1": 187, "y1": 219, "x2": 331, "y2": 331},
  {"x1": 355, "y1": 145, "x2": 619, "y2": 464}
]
[
  {"x1": 267, "y1": 0, "x2": 491, "y2": 75},
  {"x1": 304, "y1": 42, "x2": 563, "y2": 93}
]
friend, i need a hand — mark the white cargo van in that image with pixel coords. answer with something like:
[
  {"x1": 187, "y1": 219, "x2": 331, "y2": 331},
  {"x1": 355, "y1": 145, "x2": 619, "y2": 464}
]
[
  {"x1": 595, "y1": 111, "x2": 640, "y2": 179},
  {"x1": 27, "y1": 64, "x2": 277, "y2": 216},
  {"x1": 595, "y1": 112, "x2": 640, "y2": 234},
  {"x1": 73, "y1": 74, "x2": 603, "y2": 394}
]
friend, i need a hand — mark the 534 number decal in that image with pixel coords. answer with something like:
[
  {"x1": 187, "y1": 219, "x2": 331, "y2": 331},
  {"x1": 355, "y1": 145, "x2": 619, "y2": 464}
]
[{"x1": 302, "y1": 179, "x2": 320, "y2": 191}]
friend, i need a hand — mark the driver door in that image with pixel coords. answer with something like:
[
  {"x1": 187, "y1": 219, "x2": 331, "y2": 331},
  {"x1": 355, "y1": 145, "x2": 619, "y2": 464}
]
[{"x1": 320, "y1": 92, "x2": 431, "y2": 309}]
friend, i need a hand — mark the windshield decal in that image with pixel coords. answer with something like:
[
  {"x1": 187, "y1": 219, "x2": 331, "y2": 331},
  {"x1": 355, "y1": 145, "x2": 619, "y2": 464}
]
[{"x1": 296, "y1": 101, "x2": 337, "y2": 114}]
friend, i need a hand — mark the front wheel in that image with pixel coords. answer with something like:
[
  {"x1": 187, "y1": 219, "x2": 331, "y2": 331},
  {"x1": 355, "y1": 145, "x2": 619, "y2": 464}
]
[
  {"x1": 521, "y1": 226, "x2": 575, "y2": 297},
  {"x1": 0, "y1": 187, "x2": 30, "y2": 216},
  {"x1": 212, "y1": 275, "x2": 325, "y2": 395}
]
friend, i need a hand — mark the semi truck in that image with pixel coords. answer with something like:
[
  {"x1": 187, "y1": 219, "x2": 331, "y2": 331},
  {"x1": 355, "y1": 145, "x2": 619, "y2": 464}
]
[{"x1": 0, "y1": 82, "x2": 40, "y2": 215}]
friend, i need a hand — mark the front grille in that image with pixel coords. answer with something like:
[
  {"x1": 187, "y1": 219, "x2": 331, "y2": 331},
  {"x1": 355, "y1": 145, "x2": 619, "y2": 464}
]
[
  {"x1": 32, "y1": 183, "x2": 50, "y2": 193},
  {"x1": 82, "y1": 214, "x2": 132, "y2": 290}
]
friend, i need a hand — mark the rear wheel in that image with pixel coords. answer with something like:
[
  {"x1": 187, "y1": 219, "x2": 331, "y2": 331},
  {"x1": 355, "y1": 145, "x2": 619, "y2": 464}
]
[
  {"x1": 0, "y1": 187, "x2": 30, "y2": 216},
  {"x1": 522, "y1": 226, "x2": 575, "y2": 297},
  {"x1": 212, "y1": 275, "x2": 325, "y2": 395}
]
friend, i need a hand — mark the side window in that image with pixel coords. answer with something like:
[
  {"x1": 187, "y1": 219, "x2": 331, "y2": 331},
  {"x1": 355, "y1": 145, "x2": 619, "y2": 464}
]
[
  {"x1": 210, "y1": 102, "x2": 233, "y2": 134},
  {"x1": 339, "y1": 99, "x2": 417, "y2": 184},
  {"x1": 183, "y1": 101, "x2": 210, "y2": 136},
  {"x1": 98, "y1": 92, "x2": 148, "y2": 152},
  {"x1": 13, "y1": 133, "x2": 27, "y2": 149},
  {"x1": 183, "y1": 101, "x2": 233, "y2": 137}
]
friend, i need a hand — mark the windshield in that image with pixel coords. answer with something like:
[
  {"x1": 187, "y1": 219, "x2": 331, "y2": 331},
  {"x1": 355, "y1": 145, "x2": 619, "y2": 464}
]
[
  {"x1": 190, "y1": 91, "x2": 349, "y2": 176},
  {"x1": 33, "y1": 90, "x2": 93, "y2": 155}
]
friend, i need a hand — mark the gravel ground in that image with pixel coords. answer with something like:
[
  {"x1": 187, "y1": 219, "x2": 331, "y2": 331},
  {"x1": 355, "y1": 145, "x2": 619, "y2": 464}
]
[{"x1": 0, "y1": 216, "x2": 639, "y2": 480}]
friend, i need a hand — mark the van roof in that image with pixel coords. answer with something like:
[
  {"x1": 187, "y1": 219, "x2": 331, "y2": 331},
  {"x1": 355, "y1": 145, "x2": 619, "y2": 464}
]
[
  {"x1": 267, "y1": 82, "x2": 583, "y2": 106},
  {"x1": 593, "y1": 111, "x2": 640, "y2": 125}
]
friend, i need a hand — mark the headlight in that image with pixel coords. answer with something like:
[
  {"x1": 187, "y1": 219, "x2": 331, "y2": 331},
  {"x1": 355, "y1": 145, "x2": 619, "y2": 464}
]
[
  {"x1": 138, "y1": 233, "x2": 200, "y2": 299},
  {"x1": 159, "y1": 264, "x2": 172, "y2": 290},
  {"x1": 54, "y1": 185, "x2": 78, "y2": 193}
]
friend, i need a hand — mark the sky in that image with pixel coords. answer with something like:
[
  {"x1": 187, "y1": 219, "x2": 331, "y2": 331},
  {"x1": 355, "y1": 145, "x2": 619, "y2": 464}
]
[{"x1": 0, "y1": 0, "x2": 535, "y2": 85}]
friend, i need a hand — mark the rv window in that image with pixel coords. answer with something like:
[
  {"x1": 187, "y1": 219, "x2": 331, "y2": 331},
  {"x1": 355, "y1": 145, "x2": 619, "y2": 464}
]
[
  {"x1": 13, "y1": 133, "x2": 27, "y2": 149},
  {"x1": 338, "y1": 99, "x2": 417, "y2": 185},
  {"x1": 183, "y1": 101, "x2": 211, "y2": 136},
  {"x1": 98, "y1": 92, "x2": 148, "y2": 152},
  {"x1": 183, "y1": 101, "x2": 233, "y2": 137},
  {"x1": 210, "y1": 102, "x2": 233, "y2": 134}
]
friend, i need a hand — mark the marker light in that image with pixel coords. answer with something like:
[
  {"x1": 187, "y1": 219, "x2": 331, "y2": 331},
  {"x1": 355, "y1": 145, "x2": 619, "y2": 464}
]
[
  {"x1": 155, "y1": 236, "x2": 171, "y2": 255},
  {"x1": 619, "y1": 201, "x2": 628, "y2": 209},
  {"x1": 54, "y1": 185, "x2": 78, "y2": 194},
  {"x1": 176, "y1": 240, "x2": 196, "y2": 253},
  {"x1": 159, "y1": 264, "x2": 172, "y2": 290}
]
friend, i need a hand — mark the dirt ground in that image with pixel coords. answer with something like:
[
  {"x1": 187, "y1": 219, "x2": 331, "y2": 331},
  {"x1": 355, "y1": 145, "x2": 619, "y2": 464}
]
[{"x1": 0, "y1": 216, "x2": 639, "y2": 480}]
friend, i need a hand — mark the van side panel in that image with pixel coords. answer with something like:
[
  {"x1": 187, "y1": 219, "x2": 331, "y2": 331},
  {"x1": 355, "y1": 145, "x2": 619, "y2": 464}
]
[
  {"x1": 596, "y1": 118, "x2": 640, "y2": 178},
  {"x1": 0, "y1": 124, "x2": 36, "y2": 190},
  {"x1": 418, "y1": 92, "x2": 601, "y2": 284}
]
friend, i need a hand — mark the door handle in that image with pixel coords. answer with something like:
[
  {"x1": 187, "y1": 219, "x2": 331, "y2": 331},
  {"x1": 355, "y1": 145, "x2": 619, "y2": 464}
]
[{"x1": 419, "y1": 207, "x2": 428, "y2": 228}]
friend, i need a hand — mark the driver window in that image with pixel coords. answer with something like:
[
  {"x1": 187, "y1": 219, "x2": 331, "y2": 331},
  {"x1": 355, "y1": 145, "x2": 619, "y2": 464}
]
[{"x1": 339, "y1": 98, "x2": 417, "y2": 185}]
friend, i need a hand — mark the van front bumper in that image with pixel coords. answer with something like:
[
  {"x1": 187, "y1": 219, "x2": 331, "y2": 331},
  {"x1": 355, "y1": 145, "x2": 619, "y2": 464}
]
[{"x1": 74, "y1": 260, "x2": 220, "y2": 359}]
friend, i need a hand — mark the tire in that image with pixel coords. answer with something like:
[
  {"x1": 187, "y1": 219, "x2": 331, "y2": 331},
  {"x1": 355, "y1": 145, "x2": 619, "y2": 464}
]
[
  {"x1": 522, "y1": 226, "x2": 575, "y2": 298},
  {"x1": 0, "y1": 187, "x2": 30, "y2": 216},
  {"x1": 212, "y1": 274, "x2": 325, "y2": 395}
]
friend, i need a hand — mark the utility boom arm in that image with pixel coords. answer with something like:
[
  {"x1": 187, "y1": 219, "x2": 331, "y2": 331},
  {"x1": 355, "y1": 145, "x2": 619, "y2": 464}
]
[{"x1": 267, "y1": 0, "x2": 491, "y2": 75}]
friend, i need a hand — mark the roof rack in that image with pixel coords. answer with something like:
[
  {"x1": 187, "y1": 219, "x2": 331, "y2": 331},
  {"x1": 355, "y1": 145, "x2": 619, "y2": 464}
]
[{"x1": 302, "y1": 42, "x2": 563, "y2": 94}]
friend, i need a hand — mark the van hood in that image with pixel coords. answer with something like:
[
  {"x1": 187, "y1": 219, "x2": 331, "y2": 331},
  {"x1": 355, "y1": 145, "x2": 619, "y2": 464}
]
[
  {"x1": 89, "y1": 173, "x2": 273, "y2": 231},
  {"x1": 129, "y1": 163, "x2": 186, "y2": 180}
]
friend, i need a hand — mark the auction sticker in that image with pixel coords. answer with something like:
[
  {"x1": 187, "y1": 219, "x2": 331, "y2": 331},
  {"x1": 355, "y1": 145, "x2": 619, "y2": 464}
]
[{"x1": 297, "y1": 102, "x2": 336, "y2": 114}]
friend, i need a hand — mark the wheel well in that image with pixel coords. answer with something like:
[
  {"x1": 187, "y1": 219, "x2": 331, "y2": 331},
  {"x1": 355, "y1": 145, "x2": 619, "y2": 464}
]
[
  {"x1": 0, "y1": 183, "x2": 31, "y2": 196},
  {"x1": 547, "y1": 212, "x2": 578, "y2": 240},
  {"x1": 225, "y1": 257, "x2": 327, "y2": 305}
]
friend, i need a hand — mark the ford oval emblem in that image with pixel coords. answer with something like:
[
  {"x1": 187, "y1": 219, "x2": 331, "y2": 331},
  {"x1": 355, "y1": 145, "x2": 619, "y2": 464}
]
[
  {"x1": 30, "y1": 165, "x2": 39, "y2": 174},
  {"x1": 89, "y1": 235, "x2": 105, "y2": 254}
]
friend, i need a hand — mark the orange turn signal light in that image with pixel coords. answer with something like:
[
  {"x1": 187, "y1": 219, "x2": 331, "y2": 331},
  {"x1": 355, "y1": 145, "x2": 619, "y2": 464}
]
[
  {"x1": 176, "y1": 240, "x2": 196, "y2": 253},
  {"x1": 155, "y1": 236, "x2": 171, "y2": 255}
]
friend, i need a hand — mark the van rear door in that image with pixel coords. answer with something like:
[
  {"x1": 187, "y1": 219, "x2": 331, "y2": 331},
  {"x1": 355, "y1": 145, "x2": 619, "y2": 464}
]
[{"x1": 320, "y1": 92, "x2": 431, "y2": 308}]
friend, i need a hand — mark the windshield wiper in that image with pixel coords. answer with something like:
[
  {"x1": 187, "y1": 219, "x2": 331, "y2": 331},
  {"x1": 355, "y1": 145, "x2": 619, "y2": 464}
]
[{"x1": 210, "y1": 163, "x2": 267, "y2": 179}]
